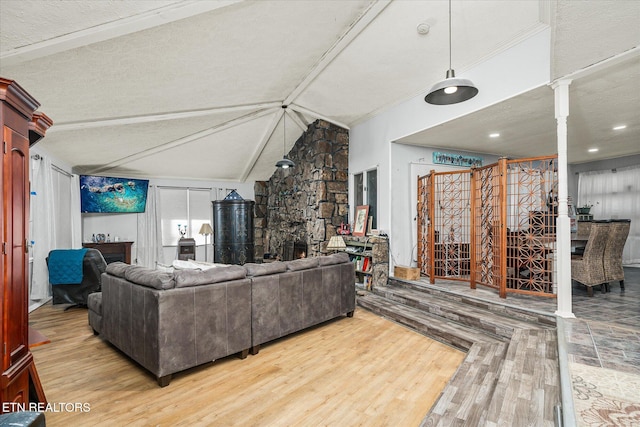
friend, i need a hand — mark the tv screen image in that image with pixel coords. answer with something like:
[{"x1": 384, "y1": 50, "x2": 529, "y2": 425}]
[{"x1": 80, "y1": 175, "x2": 149, "y2": 213}]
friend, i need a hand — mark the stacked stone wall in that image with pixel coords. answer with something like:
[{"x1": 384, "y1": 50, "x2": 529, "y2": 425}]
[{"x1": 254, "y1": 119, "x2": 348, "y2": 260}]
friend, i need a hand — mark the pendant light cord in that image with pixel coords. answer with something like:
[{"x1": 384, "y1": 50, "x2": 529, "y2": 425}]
[
  {"x1": 283, "y1": 106, "x2": 286, "y2": 156},
  {"x1": 448, "y1": 0, "x2": 452, "y2": 71}
]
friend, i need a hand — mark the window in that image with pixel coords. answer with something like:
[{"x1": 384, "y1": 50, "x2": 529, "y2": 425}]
[
  {"x1": 367, "y1": 169, "x2": 377, "y2": 229},
  {"x1": 353, "y1": 168, "x2": 377, "y2": 229},
  {"x1": 159, "y1": 187, "x2": 212, "y2": 246}
]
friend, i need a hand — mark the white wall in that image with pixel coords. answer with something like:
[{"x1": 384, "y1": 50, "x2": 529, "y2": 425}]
[
  {"x1": 82, "y1": 213, "x2": 138, "y2": 245},
  {"x1": 350, "y1": 29, "x2": 551, "y2": 271}
]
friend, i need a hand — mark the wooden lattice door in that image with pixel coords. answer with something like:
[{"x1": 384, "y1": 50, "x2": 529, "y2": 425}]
[
  {"x1": 417, "y1": 174, "x2": 432, "y2": 278},
  {"x1": 504, "y1": 157, "x2": 558, "y2": 296},
  {"x1": 417, "y1": 155, "x2": 558, "y2": 298},
  {"x1": 418, "y1": 170, "x2": 471, "y2": 281},
  {"x1": 471, "y1": 162, "x2": 503, "y2": 292}
]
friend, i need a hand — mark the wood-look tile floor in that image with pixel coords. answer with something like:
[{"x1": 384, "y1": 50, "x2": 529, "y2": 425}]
[
  {"x1": 29, "y1": 303, "x2": 464, "y2": 427},
  {"x1": 424, "y1": 266, "x2": 640, "y2": 426}
]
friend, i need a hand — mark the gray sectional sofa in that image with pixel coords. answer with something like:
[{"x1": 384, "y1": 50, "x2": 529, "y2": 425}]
[
  {"x1": 91, "y1": 252, "x2": 355, "y2": 386},
  {"x1": 248, "y1": 256, "x2": 356, "y2": 355}
]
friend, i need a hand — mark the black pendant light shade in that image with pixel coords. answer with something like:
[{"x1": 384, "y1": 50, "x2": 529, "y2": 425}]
[
  {"x1": 425, "y1": 0, "x2": 478, "y2": 105},
  {"x1": 276, "y1": 105, "x2": 295, "y2": 169},
  {"x1": 275, "y1": 158, "x2": 295, "y2": 169},
  {"x1": 425, "y1": 69, "x2": 478, "y2": 105}
]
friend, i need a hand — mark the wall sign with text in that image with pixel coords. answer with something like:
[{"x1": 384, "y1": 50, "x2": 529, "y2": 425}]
[{"x1": 433, "y1": 152, "x2": 483, "y2": 168}]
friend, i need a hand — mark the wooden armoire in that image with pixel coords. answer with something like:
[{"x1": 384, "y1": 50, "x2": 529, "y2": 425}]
[{"x1": 1, "y1": 78, "x2": 52, "y2": 410}]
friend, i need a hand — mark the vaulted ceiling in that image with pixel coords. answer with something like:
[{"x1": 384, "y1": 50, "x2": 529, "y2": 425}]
[{"x1": 1, "y1": 1, "x2": 638, "y2": 182}]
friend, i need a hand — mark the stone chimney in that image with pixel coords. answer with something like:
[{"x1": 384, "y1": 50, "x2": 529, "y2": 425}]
[{"x1": 254, "y1": 119, "x2": 348, "y2": 260}]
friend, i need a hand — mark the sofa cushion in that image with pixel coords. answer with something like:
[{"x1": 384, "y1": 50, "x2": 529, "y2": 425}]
[
  {"x1": 318, "y1": 252, "x2": 350, "y2": 266},
  {"x1": 286, "y1": 257, "x2": 319, "y2": 271},
  {"x1": 244, "y1": 262, "x2": 287, "y2": 277},
  {"x1": 174, "y1": 264, "x2": 246, "y2": 288},
  {"x1": 105, "y1": 262, "x2": 129, "y2": 278},
  {"x1": 124, "y1": 265, "x2": 175, "y2": 290}
]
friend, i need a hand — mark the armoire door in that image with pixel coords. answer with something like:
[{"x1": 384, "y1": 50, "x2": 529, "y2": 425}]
[{"x1": 2, "y1": 126, "x2": 30, "y2": 371}]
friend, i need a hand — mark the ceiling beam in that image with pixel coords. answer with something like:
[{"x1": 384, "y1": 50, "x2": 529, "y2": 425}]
[
  {"x1": 283, "y1": 0, "x2": 392, "y2": 107},
  {"x1": 48, "y1": 101, "x2": 282, "y2": 132},
  {"x1": 87, "y1": 107, "x2": 276, "y2": 175},
  {"x1": 285, "y1": 108, "x2": 308, "y2": 134},
  {"x1": 239, "y1": 108, "x2": 284, "y2": 182},
  {"x1": 1, "y1": 0, "x2": 243, "y2": 66},
  {"x1": 289, "y1": 104, "x2": 350, "y2": 130}
]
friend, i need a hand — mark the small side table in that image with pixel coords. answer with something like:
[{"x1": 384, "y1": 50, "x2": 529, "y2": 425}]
[{"x1": 178, "y1": 238, "x2": 196, "y2": 260}]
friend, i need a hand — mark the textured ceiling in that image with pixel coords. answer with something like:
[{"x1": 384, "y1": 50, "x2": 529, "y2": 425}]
[
  {"x1": 1, "y1": 0, "x2": 639, "y2": 182},
  {"x1": 551, "y1": 0, "x2": 640, "y2": 79},
  {"x1": 0, "y1": 0, "x2": 182, "y2": 51}
]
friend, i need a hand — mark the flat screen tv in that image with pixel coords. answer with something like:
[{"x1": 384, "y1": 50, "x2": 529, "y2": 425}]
[{"x1": 80, "y1": 175, "x2": 149, "y2": 213}]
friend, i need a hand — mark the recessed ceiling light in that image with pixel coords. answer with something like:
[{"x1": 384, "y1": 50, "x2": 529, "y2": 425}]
[
  {"x1": 588, "y1": 148, "x2": 599, "y2": 153},
  {"x1": 613, "y1": 125, "x2": 627, "y2": 130},
  {"x1": 489, "y1": 133, "x2": 500, "y2": 138}
]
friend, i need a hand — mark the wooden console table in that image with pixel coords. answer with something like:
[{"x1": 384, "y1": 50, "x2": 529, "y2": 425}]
[{"x1": 83, "y1": 241, "x2": 133, "y2": 264}]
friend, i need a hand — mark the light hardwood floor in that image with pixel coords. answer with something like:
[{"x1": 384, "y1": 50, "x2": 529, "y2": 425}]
[{"x1": 29, "y1": 303, "x2": 464, "y2": 427}]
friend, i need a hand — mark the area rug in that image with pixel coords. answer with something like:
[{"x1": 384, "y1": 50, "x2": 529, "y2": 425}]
[{"x1": 571, "y1": 362, "x2": 640, "y2": 426}]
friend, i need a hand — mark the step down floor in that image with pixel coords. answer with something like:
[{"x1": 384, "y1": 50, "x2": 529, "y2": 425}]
[{"x1": 357, "y1": 281, "x2": 559, "y2": 426}]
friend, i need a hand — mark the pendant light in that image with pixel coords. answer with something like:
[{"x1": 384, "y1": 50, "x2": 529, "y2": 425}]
[
  {"x1": 424, "y1": 0, "x2": 478, "y2": 105},
  {"x1": 275, "y1": 105, "x2": 295, "y2": 169}
]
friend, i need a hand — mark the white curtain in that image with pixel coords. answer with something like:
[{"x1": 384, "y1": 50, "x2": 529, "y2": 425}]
[
  {"x1": 136, "y1": 185, "x2": 164, "y2": 268},
  {"x1": 578, "y1": 165, "x2": 640, "y2": 264},
  {"x1": 30, "y1": 156, "x2": 56, "y2": 300},
  {"x1": 70, "y1": 174, "x2": 82, "y2": 248}
]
